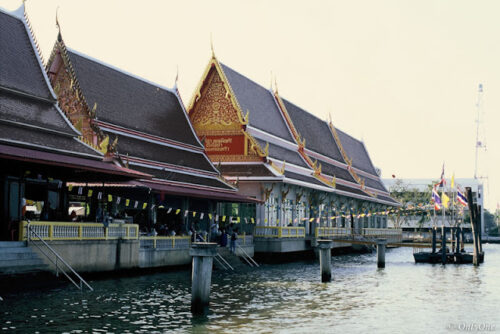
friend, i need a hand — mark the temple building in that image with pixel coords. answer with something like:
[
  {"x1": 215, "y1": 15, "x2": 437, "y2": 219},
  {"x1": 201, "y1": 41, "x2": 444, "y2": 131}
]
[
  {"x1": 45, "y1": 28, "x2": 258, "y2": 237},
  {"x1": 0, "y1": 5, "x2": 147, "y2": 241},
  {"x1": 188, "y1": 53, "x2": 400, "y2": 252}
]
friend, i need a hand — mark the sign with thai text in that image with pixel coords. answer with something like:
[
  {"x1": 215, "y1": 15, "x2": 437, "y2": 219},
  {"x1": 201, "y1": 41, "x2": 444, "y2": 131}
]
[{"x1": 204, "y1": 135, "x2": 245, "y2": 155}]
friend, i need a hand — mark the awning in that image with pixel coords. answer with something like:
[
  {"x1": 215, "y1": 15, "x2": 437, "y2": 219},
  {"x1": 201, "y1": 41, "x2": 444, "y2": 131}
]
[
  {"x1": 0, "y1": 144, "x2": 151, "y2": 181},
  {"x1": 134, "y1": 180, "x2": 262, "y2": 204}
]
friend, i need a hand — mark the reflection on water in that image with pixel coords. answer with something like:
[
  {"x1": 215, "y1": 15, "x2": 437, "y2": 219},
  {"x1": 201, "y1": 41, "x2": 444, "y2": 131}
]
[{"x1": 1, "y1": 245, "x2": 499, "y2": 333}]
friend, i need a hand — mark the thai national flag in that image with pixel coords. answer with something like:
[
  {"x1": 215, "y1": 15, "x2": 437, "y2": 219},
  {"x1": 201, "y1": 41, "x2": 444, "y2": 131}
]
[
  {"x1": 432, "y1": 187, "x2": 441, "y2": 210},
  {"x1": 457, "y1": 189, "x2": 468, "y2": 206}
]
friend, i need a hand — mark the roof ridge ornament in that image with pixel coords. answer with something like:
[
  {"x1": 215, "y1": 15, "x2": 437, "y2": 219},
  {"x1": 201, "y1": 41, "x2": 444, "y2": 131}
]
[
  {"x1": 174, "y1": 65, "x2": 179, "y2": 89},
  {"x1": 55, "y1": 6, "x2": 62, "y2": 42},
  {"x1": 210, "y1": 33, "x2": 215, "y2": 59}
]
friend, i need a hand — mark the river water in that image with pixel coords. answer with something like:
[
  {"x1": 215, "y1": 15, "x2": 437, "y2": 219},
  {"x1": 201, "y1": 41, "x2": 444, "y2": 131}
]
[{"x1": 1, "y1": 244, "x2": 499, "y2": 333}]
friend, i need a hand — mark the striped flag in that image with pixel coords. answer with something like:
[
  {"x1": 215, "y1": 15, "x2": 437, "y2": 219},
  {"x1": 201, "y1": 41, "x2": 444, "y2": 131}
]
[
  {"x1": 432, "y1": 187, "x2": 441, "y2": 210},
  {"x1": 457, "y1": 189, "x2": 468, "y2": 206}
]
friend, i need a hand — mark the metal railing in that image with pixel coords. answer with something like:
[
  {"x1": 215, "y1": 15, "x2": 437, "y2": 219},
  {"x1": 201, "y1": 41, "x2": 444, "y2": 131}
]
[
  {"x1": 235, "y1": 233, "x2": 253, "y2": 246},
  {"x1": 362, "y1": 228, "x2": 402, "y2": 243},
  {"x1": 315, "y1": 227, "x2": 352, "y2": 238},
  {"x1": 19, "y1": 221, "x2": 138, "y2": 241},
  {"x1": 26, "y1": 222, "x2": 93, "y2": 291},
  {"x1": 254, "y1": 226, "x2": 306, "y2": 238},
  {"x1": 139, "y1": 236, "x2": 191, "y2": 250}
]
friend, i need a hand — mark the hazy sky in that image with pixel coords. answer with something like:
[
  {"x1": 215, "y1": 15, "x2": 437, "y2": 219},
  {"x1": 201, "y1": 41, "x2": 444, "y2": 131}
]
[{"x1": 3, "y1": 0, "x2": 499, "y2": 210}]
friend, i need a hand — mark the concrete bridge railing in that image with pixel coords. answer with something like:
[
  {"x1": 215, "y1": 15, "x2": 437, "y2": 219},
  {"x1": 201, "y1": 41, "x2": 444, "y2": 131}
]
[
  {"x1": 19, "y1": 220, "x2": 139, "y2": 241},
  {"x1": 254, "y1": 226, "x2": 306, "y2": 238}
]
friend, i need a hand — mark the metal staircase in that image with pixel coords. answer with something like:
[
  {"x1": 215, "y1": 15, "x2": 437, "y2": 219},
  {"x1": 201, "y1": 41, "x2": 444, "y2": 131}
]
[{"x1": 26, "y1": 222, "x2": 93, "y2": 291}]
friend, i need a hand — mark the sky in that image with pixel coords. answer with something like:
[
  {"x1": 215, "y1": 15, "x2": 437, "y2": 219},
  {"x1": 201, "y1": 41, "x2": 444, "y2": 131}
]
[{"x1": 2, "y1": 0, "x2": 499, "y2": 211}]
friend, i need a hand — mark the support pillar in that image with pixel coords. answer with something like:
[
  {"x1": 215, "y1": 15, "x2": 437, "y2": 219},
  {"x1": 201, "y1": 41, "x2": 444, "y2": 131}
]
[
  {"x1": 431, "y1": 227, "x2": 437, "y2": 254},
  {"x1": 441, "y1": 226, "x2": 447, "y2": 265},
  {"x1": 189, "y1": 243, "x2": 218, "y2": 314},
  {"x1": 317, "y1": 240, "x2": 333, "y2": 282},
  {"x1": 376, "y1": 239, "x2": 387, "y2": 268}
]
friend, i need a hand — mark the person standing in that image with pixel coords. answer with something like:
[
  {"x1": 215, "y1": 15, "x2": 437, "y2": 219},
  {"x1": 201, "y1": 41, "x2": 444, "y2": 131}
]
[
  {"x1": 230, "y1": 230, "x2": 238, "y2": 254},
  {"x1": 220, "y1": 229, "x2": 228, "y2": 248}
]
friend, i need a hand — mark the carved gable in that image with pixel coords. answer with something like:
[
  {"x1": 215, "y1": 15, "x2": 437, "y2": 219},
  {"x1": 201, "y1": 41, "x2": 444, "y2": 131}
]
[{"x1": 189, "y1": 65, "x2": 262, "y2": 162}]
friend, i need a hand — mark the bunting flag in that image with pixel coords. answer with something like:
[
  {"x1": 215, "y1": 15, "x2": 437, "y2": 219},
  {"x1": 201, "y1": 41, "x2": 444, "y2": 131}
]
[
  {"x1": 200, "y1": 213, "x2": 204, "y2": 220},
  {"x1": 216, "y1": 215, "x2": 219, "y2": 222},
  {"x1": 457, "y1": 189, "x2": 468, "y2": 206},
  {"x1": 193, "y1": 212, "x2": 196, "y2": 217},
  {"x1": 87, "y1": 189, "x2": 93, "y2": 197},
  {"x1": 116, "y1": 196, "x2": 121, "y2": 205},
  {"x1": 142, "y1": 202, "x2": 147, "y2": 209},
  {"x1": 222, "y1": 216, "x2": 226, "y2": 222},
  {"x1": 167, "y1": 208, "x2": 172, "y2": 214},
  {"x1": 208, "y1": 213, "x2": 212, "y2": 220},
  {"x1": 108, "y1": 194, "x2": 113, "y2": 202},
  {"x1": 134, "y1": 201, "x2": 139, "y2": 209},
  {"x1": 78, "y1": 187, "x2": 83, "y2": 195},
  {"x1": 58, "y1": 181, "x2": 63, "y2": 189},
  {"x1": 251, "y1": 218, "x2": 255, "y2": 224},
  {"x1": 237, "y1": 217, "x2": 241, "y2": 223},
  {"x1": 175, "y1": 209, "x2": 181, "y2": 215},
  {"x1": 125, "y1": 199, "x2": 130, "y2": 207},
  {"x1": 97, "y1": 192, "x2": 102, "y2": 200},
  {"x1": 184, "y1": 210, "x2": 188, "y2": 217}
]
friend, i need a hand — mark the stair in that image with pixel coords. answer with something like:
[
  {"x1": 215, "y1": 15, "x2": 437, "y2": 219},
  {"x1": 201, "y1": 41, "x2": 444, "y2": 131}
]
[
  {"x1": 215, "y1": 247, "x2": 252, "y2": 270},
  {"x1": 0, "y1": 241, "x2": 48, "y2": 275}
]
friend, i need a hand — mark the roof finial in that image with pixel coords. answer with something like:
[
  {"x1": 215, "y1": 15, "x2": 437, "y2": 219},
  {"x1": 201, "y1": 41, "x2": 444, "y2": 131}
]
[
  {"x1": 210, "y1": 33, "x2": 215, "y2": 58},
  {"x1": 55, "y1": 6, "x2": 62, "y2": 41},
  {"x1": 274, "y1": 76, "x2": 278, "y2": 94},
  {"x1": 328, "y1": 112, "x2": 332, "y2": 125},
  {"x1": 174, "y1": 65, "x2": 179, "y2": 88}
]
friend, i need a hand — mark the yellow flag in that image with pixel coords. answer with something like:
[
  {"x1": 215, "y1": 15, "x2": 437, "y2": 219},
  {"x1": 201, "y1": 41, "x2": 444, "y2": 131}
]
[
  {"x1": 142, "y1": 203, "x2": 147, "y2": 209},
  {"x1": 175, "y1": 209, "x2": 181, "y2": 215},
  {"x1": 125, "y1": 199, "x2": 130, "y2": 207},
  {"x1": 442, "y1": 192, "x2": 450, "y2": 209},
  {"x1": 451, "y1": 173, "x2": 455, "y2": 189},
  {"x1": 237, "y1": 217, "x2": 240, "y2": 223},
  {"x1": 108, "y1": 194, "x2": 112, "y2": 202},
  {"x1": 208, "y1": 213, "x2": 213, "y2": 220},
  {"x1": 222, "y1": 216, "x2": 226, "y2": 222},
  {"x1": 87, "y1": 189, "x2": 93, "y2": 197}
]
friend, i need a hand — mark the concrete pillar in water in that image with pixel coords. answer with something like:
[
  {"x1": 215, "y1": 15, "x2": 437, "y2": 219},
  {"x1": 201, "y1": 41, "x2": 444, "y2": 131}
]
[
  {"x1": 376, "y1": 239, "x2": 387, "y2": 268},
  {"x1": 317, "y1": 240, "x2": 333, "y2": 282},
  {"x1": 189, "y1": 242, "x2": 218, "y2": 313}
]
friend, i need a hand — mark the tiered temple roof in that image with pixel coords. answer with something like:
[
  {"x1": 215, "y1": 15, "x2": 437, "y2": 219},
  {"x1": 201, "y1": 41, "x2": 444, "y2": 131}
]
[
  {"x1": 46, "y1": 37, "x2": 249, "y2": 200},
  {"x1": 188, "y1": 54, "x2": 399, "y2": 206},
  {"x1": 0, "y1": 5, "x2": 146, "y2": 181}
]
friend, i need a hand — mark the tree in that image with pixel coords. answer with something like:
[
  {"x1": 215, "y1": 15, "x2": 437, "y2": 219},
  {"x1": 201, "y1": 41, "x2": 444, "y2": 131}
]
[{"x1": 388, "y1": 179, "x2": 433, "y2": 229}]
